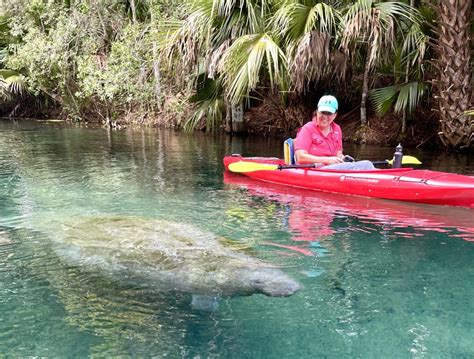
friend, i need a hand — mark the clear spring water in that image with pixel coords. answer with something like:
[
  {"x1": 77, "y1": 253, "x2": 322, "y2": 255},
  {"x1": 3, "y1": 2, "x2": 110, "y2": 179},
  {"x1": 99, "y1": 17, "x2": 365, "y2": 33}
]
[{"x1": 0, "y1": 120, "x2": 473, "y2": 357}]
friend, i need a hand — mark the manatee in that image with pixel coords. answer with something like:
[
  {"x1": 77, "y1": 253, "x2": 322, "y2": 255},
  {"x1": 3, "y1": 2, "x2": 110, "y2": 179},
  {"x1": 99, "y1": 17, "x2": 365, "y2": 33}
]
[
  {"x1": 0, "y1": 227, "x2": 13, "y2": 246},
  {"x1": 49, "y1": 216, "x2": 302, "y2": 298}
]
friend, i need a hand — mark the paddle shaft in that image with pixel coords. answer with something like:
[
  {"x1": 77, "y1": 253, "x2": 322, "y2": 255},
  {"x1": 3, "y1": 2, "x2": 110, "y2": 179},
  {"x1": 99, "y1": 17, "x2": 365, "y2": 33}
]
[
  {"x1": 278, "y1": 164, "x2": 319, "y2": 170},
  {"x1": 279, "y1": 160, "x2": 389, "y2": 170},
  {"x1": 371, "y1": 160, "x2": 390, "y2": 166},
  {"x1": 278, "y1": 162, "x2": 386, "y2": 170}
]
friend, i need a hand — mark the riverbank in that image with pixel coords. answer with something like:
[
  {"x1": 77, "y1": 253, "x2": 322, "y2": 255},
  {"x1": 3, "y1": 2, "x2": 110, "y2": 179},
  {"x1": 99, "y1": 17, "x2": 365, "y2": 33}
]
[
  {"x1": 0, "y1": 96, "x2": 443, "y2": 150},
  {"x1": 242, "y1": 98, "x2": 439, "y2": 149}
]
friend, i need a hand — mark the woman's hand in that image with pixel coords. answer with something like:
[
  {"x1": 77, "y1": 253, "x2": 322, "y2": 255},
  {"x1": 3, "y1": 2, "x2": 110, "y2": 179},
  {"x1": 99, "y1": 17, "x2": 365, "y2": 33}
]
[{"x1": 325, "y1": 156, "x2": 344, "y2": 165}]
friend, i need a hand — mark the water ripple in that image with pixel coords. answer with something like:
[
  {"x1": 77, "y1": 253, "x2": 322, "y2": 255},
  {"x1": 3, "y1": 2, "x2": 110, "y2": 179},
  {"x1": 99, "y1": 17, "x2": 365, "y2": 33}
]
[{"x1": 0, "y1": 124, "x2": 472, "y2": 357}]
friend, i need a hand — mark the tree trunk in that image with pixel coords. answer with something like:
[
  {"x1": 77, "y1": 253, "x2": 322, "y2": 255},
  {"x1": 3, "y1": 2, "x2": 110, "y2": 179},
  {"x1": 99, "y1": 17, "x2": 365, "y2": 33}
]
[
  {"x1": 401, "y1": 0, "x2": 415, "y2": 136},
  {"x1": 129, "y1": 0, "x2": 137, "y2": 23},
  {"x1": 152, "y1": 41, "x2": 162, "y2": 104},
  {"x1": 433, "y1": 0, "x2": 473, "y2": 150},
  {"x1": 225, "y1": 102, "x2": 246, "y2": 134},
  {"x1": 401, "y1": 65, "x2": 409, "y2": 135},
  {"x1": 360, "y1": 52, "x2": 371, "y2": 126},
  {"x1": 149, "y1": 4, "x2": 161, "y2": 105}
]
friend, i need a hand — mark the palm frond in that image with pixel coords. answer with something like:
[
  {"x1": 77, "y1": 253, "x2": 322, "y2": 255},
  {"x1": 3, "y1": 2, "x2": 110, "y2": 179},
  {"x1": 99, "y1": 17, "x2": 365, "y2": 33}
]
[
  {"x1": 272, "y1": 2, "x2": 339, "y2": 43},
  {"x1": 184, "y1": 96, "x2": 225, "y2": 132},
  {"x1": 370, "y1": 81, "x2": 427, "y2": 115},
  {"x1": 0, "y1": 69, "x2": 27, "y2": 99},
  {"x1": 341, "y1": 0, "x2": 416, "y2": 69},
  {"x1": 377, "y1": 2, "x2": 418, "y2": 24},
  {"x1": 289, "y1": 30, "x2": 330, "y2": 92},
  {"x1": 402, "y1": 22, "x2": 427, "y2": 66},
  {"x1": 393, "y1": 81, "x2": 424, "y2": 114},
  {"x1": 160, "y1": 6, "x2": 213, "y2": 67},
  {"x1": 207, "y1": 39, "x2": 230, "y2": 78},
  {"x1": 219, "y1": 33, "x2": 287, "y2": 105},
  {"x1": 370, "y1": 84, "x2": 398, "y2": 115}
]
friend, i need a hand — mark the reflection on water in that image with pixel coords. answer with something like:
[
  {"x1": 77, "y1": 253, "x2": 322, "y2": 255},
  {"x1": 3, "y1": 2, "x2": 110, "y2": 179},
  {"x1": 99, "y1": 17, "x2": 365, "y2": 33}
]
[
  {"x1": 0, "y1": 120, "x2": 473, "y2": 357},
  {"x1": 224, "y1": 172, "x2": 474, "y2": 246},
  {"x1": 222, "y1": 172, "x2": 474, "y2": 357}
]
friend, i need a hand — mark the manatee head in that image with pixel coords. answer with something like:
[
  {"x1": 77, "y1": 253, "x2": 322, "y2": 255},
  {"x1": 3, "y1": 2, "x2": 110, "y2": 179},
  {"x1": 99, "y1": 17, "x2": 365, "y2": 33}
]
[{"x1": 234, "y1": 267, "x2": 302, "y2": 297}]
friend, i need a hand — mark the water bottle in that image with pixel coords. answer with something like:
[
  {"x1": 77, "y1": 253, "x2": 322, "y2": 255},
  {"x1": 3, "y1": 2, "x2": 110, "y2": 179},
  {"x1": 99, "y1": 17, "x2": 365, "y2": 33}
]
[{"x1": 393, "y1": 143, "x2": 403, "y2": 168}]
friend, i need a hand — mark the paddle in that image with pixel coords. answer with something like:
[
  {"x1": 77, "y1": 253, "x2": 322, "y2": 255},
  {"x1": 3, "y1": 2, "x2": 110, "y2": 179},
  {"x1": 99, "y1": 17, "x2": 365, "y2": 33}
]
[
  {"x1": 372, "y1": 155, "x2": 421, "y2": 166},
  {"x1": 228, "y1": 156, "x2": 422, "y2": 173}
]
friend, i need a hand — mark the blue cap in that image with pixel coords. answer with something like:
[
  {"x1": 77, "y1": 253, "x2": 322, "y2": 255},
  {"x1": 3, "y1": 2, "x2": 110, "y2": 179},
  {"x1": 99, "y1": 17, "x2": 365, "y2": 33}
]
[{"x1": 317, "y1": 95, "x2": 338, "y2": 113}]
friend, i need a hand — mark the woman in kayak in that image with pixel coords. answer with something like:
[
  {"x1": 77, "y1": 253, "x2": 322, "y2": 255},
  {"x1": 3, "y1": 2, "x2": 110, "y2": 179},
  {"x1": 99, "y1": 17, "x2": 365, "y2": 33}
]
[{"x1": 294, "y1": 95, "x2": 375, "y2": 170}]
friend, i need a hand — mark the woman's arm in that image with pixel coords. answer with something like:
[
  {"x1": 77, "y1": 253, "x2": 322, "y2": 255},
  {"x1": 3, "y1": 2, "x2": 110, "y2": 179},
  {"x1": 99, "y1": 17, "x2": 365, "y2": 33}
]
[{"x1": 295, "y1": 150, "x2": 344, "y2": 165}]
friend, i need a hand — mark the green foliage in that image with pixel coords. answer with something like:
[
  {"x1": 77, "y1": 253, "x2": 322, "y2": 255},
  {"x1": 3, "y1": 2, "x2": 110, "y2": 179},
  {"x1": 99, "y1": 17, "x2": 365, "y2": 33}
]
[
  {"x1": 0, "y1": 12, "x2": 28, "y2": 101},
  {"x1": 7, "y1": 12, "x2": 86, "y2": 115},
  {"x1": 221, "y1": 33, "x2": 287, "y2": 105},
  {"x1": 185, "y1": 72, "x2": 225, "y2": 131},
  {"x1": 366, "y1": 2, "x2": 431, "y2": 120},
  {"x1": 165, "y1": 0, "x2": 423, "y2": 130},
  {"x1": 0, "y1": 16, "x2": 11, "y2": 47},
  {"x1": 161, "y1": 0, "x2": 280, "y2": 130},
  {"x1": 272, "y1": 2, "x2": 340, "y2": 42},
  {"x1": 0, "y1": 68, "x2": 26, "y2": 99},
  {"x1": 0, "y1": 0, "x2": 463, "y2": 141},
  {"x1": 76, "y1": 23, "x2": 156, "y2": 106},
  {"x1": 184, "y1": 96, "x2": 225, "y2": 131},
  {"x1": 341, "y1": 0, "x2": 418, "y2": 70},
  {"x1": 5, "y1": 1, "x2": 167, "y2": 120},
  {"x1": 189, "y1": 73, "x2": 220, "y2": 104},
  {"x1": 369, "y1": 81, "x2": 427, "y2": 115},
  {"x1": 272, "y1": 2, "x2": 341, "y2": 92}
]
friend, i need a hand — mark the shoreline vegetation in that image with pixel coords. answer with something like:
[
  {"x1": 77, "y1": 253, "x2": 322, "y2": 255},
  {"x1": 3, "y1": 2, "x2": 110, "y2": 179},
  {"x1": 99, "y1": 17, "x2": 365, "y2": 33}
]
[{"x1": 0, "y1": 1, "x2": 472, "y2": 151}]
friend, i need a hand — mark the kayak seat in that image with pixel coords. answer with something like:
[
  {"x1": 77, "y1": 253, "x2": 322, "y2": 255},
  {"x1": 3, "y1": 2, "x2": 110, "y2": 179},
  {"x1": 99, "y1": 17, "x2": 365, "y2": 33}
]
[{"x1": 284, "y1": 138, "x2": 296, "y2": 165}]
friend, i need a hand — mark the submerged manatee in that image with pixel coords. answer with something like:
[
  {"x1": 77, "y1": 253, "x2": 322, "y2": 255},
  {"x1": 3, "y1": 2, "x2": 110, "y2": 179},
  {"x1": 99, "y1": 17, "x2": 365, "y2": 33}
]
[{"x1": 50, "y1": 216, "x2": 301, "y2": 298}]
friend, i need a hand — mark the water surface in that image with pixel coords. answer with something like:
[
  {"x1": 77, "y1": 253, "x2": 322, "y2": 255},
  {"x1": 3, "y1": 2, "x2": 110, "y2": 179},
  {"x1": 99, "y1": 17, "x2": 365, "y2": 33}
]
[{"x1": 0, "y1": 120, "x2": 473, "y2": 357}]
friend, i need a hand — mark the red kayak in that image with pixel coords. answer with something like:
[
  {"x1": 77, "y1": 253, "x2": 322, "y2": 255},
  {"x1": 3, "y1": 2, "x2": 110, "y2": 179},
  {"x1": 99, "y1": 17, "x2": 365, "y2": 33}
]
[{"x1": 223, "y1": 155, "x2": 474, "y2": 208}]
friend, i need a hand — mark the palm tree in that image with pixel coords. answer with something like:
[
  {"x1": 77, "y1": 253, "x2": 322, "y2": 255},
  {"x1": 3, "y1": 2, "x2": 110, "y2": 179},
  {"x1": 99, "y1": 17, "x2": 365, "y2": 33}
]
[
  {"x1": 369, "y1": 8, "x2": 431, "y2": 134},
  {"x1": 271, "y1": 1, "x2": 341, "y2": 93},
  {"x1": 162, "y1": 0, "x2": 278, "y2": 132},
  {"x1": 433, "y1": 0, "x2": 472, "y2": 150},
  {"x1": 164, "y1": 0, "x2": 343, "y2": 132},
  {"x1": 340, "y1": 0, "x2": 417, "y2": 126}
]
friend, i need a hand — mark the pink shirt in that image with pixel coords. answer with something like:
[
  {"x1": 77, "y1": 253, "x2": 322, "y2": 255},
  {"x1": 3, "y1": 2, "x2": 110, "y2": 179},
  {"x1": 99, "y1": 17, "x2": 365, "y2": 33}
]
[{"x1": 294, "y1": 121, "x2": 342, "y2": 157}]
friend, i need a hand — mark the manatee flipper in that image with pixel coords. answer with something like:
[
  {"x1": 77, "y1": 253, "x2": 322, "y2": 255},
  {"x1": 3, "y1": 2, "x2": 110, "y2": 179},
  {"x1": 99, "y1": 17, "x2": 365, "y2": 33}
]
[{"x1": 191, "y1": 294, "x2": 220, "y2": 311}]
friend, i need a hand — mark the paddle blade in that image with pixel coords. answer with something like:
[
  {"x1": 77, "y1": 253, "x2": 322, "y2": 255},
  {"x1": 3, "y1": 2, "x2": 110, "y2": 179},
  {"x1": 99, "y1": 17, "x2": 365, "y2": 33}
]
[
  {"x1": 385, "y1": 155, "x2": 422, "y2": 166},
  {"x1": 228, "y1": 161, "x2": 279, "y2": 173},
  {"x1": 402, "y1": 155, "x2": 422, "y2": 165}
]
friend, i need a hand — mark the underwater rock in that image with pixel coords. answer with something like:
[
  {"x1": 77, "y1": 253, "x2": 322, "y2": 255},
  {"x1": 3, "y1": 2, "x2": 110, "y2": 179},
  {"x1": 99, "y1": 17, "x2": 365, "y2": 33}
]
[{"x1": 50, "y1": 216, "x2": 302, "y2": 298}]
